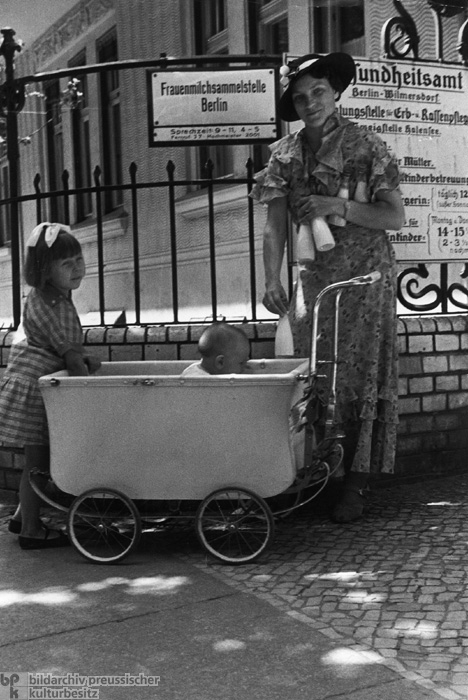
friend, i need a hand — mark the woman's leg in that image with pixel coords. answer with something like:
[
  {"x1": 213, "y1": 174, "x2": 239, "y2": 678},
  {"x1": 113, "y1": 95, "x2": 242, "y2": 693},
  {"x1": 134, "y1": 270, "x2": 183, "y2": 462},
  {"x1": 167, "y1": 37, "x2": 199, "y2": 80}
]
[{"x1": 331, "y1": 424, "x2": 369, "y2": 523}]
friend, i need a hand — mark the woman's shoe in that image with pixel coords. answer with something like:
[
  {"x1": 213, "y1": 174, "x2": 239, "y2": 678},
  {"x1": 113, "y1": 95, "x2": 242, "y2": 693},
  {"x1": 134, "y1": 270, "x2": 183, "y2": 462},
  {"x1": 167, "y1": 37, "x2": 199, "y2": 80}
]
[
  {"x1": 331, "y1": 487, "x2": 367, "y2": 523},
  {"x1": 331, "y1": 472, "x2": 369, "y2": 523},
  {"x1": 19, "y1": 526, "x2": 70, "y2": 550}
]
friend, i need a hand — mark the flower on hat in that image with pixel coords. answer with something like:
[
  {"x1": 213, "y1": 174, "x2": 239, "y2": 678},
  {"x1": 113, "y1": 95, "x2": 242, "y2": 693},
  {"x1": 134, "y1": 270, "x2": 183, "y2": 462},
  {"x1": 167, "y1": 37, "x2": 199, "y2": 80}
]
[
  {"x1": 279, "y1": 64, "x2": 290, "y2": 87},
  {"x1": 279, "y1": 57, "x2": 320, "y2": 89}
]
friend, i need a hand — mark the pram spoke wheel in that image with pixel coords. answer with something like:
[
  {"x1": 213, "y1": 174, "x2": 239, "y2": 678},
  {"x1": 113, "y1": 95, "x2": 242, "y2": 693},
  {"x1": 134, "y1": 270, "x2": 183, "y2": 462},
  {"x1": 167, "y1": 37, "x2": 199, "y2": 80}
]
[
  {"x1": 195, "y1": 487, "x2": 274, "y2": 564},
  {"x1": 68, "y1": 488, "x2": 141, "y2": 564}
]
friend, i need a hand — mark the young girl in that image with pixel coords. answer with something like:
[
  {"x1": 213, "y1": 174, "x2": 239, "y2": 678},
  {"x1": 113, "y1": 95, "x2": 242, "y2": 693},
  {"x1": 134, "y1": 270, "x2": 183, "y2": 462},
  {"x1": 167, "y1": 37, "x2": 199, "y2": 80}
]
[{"x1": 0, "y1": 222, "x2": 99, "y2": 549}]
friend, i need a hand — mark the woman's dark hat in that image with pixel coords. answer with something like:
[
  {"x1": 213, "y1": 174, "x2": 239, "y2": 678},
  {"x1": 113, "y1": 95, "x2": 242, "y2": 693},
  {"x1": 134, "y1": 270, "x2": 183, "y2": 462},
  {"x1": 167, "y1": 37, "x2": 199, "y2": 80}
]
[{"x1": 278, "y1": 52, "x2": 356, "y2": 121}]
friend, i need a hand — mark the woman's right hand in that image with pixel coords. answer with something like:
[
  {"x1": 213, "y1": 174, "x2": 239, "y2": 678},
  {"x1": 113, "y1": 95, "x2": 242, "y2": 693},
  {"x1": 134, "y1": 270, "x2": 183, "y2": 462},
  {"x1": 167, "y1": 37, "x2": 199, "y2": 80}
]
[{"x1": 263, "y1": 282, "x2": 289, "y2": 316}]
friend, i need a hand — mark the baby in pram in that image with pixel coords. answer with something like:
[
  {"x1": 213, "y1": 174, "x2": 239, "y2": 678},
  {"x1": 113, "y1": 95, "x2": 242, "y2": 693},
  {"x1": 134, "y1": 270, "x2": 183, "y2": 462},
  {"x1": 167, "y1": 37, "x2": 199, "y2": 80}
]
[{"x1": 182, "y1": 322, "x2": 250, "y2": 376}]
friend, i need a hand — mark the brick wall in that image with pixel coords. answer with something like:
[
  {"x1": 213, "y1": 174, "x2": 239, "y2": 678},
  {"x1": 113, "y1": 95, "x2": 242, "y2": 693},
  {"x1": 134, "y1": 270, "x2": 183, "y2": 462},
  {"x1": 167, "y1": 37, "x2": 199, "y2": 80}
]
[
  {"x1": 395, "y1": 315, "x2": 468, "y2": 482},
  {"x1": 1, "y1": 316, "x2": 467, "y2": 495}
]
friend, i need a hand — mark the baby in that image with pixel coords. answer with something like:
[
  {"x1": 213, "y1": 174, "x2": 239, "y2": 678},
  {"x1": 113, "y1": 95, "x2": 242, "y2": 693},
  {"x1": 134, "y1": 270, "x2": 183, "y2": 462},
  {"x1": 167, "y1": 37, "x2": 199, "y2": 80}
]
[{"x1": 182, "y1": 322, "x2": 250, "y2": 375}]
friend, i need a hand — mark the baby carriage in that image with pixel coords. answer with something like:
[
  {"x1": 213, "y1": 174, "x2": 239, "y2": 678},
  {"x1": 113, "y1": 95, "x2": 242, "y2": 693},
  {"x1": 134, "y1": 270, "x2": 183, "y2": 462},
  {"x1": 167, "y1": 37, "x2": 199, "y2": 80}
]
[{"x1": 33, "y1": 272, "x2": 381, "y2": 565}]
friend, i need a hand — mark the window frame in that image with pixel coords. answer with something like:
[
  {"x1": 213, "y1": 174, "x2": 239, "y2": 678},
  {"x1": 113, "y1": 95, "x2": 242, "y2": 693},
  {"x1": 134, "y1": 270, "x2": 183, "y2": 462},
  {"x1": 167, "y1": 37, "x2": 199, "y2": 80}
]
[
  {"x1": 193, "y1": 0, "x2": 232, "y2": 181},
  {"x1": 44, "y1": 79, "x2": 65, "y2": 222},
  {"x1": 68, "y1": 50, "x2": 93, "y2": 223},
  {"x1": 97, "y1": 28, "x2": 123, "y2": 214}
]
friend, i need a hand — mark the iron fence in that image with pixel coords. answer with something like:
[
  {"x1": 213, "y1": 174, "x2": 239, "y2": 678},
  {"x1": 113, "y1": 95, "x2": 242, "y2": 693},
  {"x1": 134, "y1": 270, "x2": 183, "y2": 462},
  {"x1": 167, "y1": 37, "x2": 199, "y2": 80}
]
[
  {"x1": 0, "y1": 157, "x2": 268, "y2": 327},
  {"x1": 1, "y1": 160, "x2": 468, "y2": 328},
  {"x1": 0, "y1": 34, "x2": 467, "y2": 328}
]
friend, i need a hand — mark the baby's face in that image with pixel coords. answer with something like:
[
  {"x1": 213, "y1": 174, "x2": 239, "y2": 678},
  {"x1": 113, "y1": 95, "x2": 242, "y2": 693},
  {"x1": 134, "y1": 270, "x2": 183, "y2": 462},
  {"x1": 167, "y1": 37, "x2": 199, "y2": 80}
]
[{"x1": 222, "y1": 338, "x2": 250, "y2": 374}]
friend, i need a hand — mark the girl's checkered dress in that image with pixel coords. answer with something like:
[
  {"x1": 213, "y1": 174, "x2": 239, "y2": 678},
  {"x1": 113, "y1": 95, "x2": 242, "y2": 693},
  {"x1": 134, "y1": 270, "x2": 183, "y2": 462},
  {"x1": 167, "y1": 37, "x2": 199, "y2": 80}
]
[{"x1": 0, "y1": 285, "x2": 83, "y2": 446}]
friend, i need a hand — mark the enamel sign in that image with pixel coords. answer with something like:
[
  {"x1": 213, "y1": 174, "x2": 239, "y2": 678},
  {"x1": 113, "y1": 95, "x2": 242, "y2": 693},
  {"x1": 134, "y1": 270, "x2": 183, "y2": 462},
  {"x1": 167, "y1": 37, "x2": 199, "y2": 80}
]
[
  {"x1": 148, "y1": 68, "x2": 278, "y2": 146},
  {"x1": 340, "y1": 59, "x2": 468, "y2": 262}
]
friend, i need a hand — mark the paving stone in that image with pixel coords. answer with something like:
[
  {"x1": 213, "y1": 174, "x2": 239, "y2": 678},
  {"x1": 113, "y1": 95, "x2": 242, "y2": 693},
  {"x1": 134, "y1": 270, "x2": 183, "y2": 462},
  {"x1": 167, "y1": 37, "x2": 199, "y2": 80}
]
[{"x1": 173, "y1": 474, "x2": 468, "y2": 699}]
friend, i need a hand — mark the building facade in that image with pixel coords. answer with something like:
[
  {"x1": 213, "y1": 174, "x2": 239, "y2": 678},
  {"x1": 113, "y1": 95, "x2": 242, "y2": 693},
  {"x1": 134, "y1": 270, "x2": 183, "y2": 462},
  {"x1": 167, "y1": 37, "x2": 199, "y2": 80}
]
[{"x1": 0, "y1": 0, "x2": 466, "y2": 325}]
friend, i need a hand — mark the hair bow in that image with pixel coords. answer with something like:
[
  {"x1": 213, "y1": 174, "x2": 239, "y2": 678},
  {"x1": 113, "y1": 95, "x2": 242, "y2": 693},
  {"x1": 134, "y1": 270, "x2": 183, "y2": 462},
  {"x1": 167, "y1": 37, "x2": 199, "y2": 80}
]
[{"x1": 26, "y1": 222, "x2": 71, "y2": 248}]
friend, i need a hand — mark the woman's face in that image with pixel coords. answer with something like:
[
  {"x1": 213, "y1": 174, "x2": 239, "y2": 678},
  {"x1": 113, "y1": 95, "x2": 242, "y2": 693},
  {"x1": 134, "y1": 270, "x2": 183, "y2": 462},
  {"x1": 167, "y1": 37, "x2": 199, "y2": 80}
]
[{"x1": 291, "y1": 75, "x2": 337, "y2": 129}]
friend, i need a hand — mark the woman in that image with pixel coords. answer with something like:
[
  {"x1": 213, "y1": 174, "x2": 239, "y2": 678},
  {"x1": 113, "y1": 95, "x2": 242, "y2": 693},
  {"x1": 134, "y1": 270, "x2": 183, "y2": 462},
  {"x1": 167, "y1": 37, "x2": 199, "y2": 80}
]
[{"x1": 251, "y1": 53, "x2": 405, "y2": 522}]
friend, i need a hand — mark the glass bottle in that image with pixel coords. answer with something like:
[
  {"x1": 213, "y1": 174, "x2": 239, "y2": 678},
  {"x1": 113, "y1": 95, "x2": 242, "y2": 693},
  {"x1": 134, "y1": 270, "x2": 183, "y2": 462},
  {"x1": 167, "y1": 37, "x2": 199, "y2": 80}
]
[
  {"x1": 311, "y1": 216, "x2": 335, "y2": 251},
  {"x1": 275, "y1": 314, "x2": 295, "y2": 357},
  {"x1": 354, "y1": 163, "x2": 369, "y2": 203},
  {"x1": 296, "y1": 223, "x2": 316, "y2": 262},
  {"x1": 329, "y1": 173, "x2": 350, "y2": 226}
]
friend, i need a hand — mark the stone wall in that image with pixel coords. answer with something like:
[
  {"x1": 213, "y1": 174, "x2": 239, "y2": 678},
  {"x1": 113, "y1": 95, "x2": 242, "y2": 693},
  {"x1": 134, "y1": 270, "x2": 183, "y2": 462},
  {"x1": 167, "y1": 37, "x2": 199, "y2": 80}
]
[{"x1": 1, "y1": 315, "x2": 467, "y2": 494}]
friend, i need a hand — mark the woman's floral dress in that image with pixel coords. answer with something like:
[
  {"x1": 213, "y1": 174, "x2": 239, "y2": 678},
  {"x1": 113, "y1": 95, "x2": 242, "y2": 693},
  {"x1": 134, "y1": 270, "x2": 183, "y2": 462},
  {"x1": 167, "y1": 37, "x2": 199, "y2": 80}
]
[{"x1": 250, "y1": 112, "x2": 401, "y2": 475}]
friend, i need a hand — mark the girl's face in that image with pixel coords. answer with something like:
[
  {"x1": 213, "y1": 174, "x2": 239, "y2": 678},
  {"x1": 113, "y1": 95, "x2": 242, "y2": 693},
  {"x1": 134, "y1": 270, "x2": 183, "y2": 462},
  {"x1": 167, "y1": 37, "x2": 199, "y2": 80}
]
[
  {"x1": 48, "y1": 254, "x2": 86, "y2": 294},
  {"x1": 291, "y1": 75, "x2": 337, "y2": 130}
]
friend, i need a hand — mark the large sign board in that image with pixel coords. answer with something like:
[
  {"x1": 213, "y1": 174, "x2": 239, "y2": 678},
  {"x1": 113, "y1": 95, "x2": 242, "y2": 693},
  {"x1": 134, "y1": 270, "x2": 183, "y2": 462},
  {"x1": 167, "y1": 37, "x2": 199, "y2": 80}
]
[
  {"x1": 287, "y1": 57, "x2": 468, "y2": 262},
  {"x1": 147, "y1": 68, "x2": 278, "y2": 146}
]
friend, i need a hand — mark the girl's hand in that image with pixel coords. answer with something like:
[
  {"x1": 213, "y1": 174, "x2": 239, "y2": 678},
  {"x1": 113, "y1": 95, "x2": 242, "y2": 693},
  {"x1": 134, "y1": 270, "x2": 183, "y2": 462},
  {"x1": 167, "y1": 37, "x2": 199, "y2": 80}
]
[
  {"x1": 64, "y1": 349, "x2": 89, "y2": 377},
  {"x1": 263, "y1": 282, "x2": 289, "y2": 316},
  {"x1": 84, "y1": 355, "x2": 102, "y2": 374},
  {"x1": 297, "y1": 195, "x2": 343, "y2": 222}
]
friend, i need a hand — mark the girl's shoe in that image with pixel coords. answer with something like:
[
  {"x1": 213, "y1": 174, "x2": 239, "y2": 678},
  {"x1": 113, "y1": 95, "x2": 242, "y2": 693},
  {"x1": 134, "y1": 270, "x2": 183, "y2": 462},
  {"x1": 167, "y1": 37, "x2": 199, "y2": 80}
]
[
  {"x1": 8, "y1": 518, "x2": 45, "y2": 535},
  {"x1": 8, "y1": 519, "x2": 22, "y2": 534},
  {"x1": 18, "y1": 526, "x2": 70, "y2": 550}
]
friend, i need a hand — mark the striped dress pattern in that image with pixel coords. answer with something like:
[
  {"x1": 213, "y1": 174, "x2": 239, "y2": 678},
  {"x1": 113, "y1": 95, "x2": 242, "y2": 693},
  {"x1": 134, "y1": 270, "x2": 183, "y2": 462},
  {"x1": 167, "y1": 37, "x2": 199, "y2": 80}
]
[{"x1": 0, "y1": 285, "x2": 83, "y2": 447}]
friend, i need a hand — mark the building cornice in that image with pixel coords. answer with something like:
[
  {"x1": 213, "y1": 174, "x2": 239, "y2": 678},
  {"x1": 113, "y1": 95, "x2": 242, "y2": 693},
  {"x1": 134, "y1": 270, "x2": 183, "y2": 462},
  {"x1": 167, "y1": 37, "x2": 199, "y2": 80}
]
[{"x1": 30, "y1": 0, "x2": 115, "y2": 70}]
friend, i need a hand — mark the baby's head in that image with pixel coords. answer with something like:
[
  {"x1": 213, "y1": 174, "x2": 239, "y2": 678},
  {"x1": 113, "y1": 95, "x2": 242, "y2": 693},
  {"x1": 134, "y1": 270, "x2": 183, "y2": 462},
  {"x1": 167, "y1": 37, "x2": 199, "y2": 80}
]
[
  {"x1": 198, "y1": 322, "x2": 250, "y2": 375},
  {"x1": 24, "y1": 222, "x2": 83, "y2": 290}
]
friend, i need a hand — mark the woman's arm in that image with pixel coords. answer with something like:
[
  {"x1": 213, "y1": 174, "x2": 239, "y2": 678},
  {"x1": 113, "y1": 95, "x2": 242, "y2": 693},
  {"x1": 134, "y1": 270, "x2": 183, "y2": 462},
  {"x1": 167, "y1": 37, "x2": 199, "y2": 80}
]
[
  {"x1": 297, "y1": 188, "x2": 405, "y2": 231},
  {"x1": 263, "y1": 197, "x2": 290, "y2": 315}
]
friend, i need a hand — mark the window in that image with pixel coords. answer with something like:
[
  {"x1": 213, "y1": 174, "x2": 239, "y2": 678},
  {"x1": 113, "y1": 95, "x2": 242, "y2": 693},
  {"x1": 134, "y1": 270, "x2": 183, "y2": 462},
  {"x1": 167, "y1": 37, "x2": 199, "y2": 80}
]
[
  {"x1": 45, "y1": 80, "x2": 65, "y2": 222},
  {"x1": 69, "y1": 51, "x2": 92, "y2": 222},
  {"x1": 193, "y1": 0, "x2": 232, "y2": 179},
  {"x1": 97, "y1": 29, "x2": 122, "y2": 213},
  {"x1": 248, "y1": 0, "x2": 288, "y2": 170},
  {"x1": 194, "y1": 0, "x2": 227, "y2": 53},
  {"x1": 249, "y1": 0, "x2": 288, "y2": 54},
  {"x1": 313, "y1": 0, "x2": 365, "y2": 55}
]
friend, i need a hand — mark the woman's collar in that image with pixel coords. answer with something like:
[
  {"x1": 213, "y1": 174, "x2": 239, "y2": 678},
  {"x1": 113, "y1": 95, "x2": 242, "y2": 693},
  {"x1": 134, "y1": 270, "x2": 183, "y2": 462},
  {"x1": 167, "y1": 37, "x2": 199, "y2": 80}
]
[{"x1": 301, "y1": 111, "x2": 349, "y2": 174}]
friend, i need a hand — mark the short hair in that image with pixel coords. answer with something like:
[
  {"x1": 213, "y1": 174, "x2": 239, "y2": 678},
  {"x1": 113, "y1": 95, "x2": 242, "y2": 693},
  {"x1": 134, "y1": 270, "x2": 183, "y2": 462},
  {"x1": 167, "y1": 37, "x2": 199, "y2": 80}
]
[
  {"x1": 24, "y1": 226, "x2": 82, "y2": 289},
  {"x1": 198, "y1": 322, "x2": 248, "y2": 358}
]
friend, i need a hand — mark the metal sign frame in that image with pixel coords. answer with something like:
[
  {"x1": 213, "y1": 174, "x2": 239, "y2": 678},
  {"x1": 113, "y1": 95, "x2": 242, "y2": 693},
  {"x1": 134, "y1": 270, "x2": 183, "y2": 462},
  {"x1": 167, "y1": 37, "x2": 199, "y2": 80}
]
[{"x1": 147, "y1": 66, "x2": 280, "y2": 147}]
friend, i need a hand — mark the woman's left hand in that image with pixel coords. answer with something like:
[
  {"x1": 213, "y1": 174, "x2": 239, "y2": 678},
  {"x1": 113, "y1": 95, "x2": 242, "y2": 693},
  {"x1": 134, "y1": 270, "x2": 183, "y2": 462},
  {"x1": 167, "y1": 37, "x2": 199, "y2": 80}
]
[
  {"x1": 297, "y1": 194, "x2": 342, "y2": 222},
  {"x1": 297, "y1": 189, "x2": 405, "y2": 230}
]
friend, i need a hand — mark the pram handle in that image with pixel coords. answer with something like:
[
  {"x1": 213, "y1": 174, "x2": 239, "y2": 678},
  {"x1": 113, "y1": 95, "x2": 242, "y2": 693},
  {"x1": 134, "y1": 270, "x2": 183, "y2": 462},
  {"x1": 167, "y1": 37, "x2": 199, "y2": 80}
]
[{"x1": 308, "y1": 269, "x2": 382, "y2": 382}]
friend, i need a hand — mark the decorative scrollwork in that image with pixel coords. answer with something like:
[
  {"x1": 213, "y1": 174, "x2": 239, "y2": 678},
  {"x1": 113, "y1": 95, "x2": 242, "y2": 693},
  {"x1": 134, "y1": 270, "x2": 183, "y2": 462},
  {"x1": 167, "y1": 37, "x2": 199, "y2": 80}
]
[
  {"x1": 458, "y1": 18, "x2": 468, "y2": 65},
  {"x1": 381, "y1": 0, "x2": 420, "y2": 59},
  {"x1": 398, "y1": 264, "x2": 441, "y2": 312},
  {"x1": 398, "y1": 263, "x2": 468, "y2": 313},
  {"x1": 447, "y1": 263, "x2": 468, "y2": 310}
]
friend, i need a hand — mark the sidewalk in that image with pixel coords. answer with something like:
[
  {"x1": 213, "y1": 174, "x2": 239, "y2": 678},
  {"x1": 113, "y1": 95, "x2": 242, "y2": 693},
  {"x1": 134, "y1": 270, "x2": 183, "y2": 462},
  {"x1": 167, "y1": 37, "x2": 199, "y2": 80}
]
[{"x1": 1, "y1": 473, "x2": 468, "y2": 700}]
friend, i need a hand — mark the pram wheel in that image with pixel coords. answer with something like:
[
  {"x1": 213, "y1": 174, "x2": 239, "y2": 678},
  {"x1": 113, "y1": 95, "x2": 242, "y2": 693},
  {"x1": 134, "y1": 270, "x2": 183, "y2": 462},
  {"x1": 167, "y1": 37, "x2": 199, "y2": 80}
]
[
  {"x1": 68, "y1": 488, "x2": 141, "y2": 563},
  {"x1": 195, "y1": 487, "x2": 274, "y2": 564}
]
